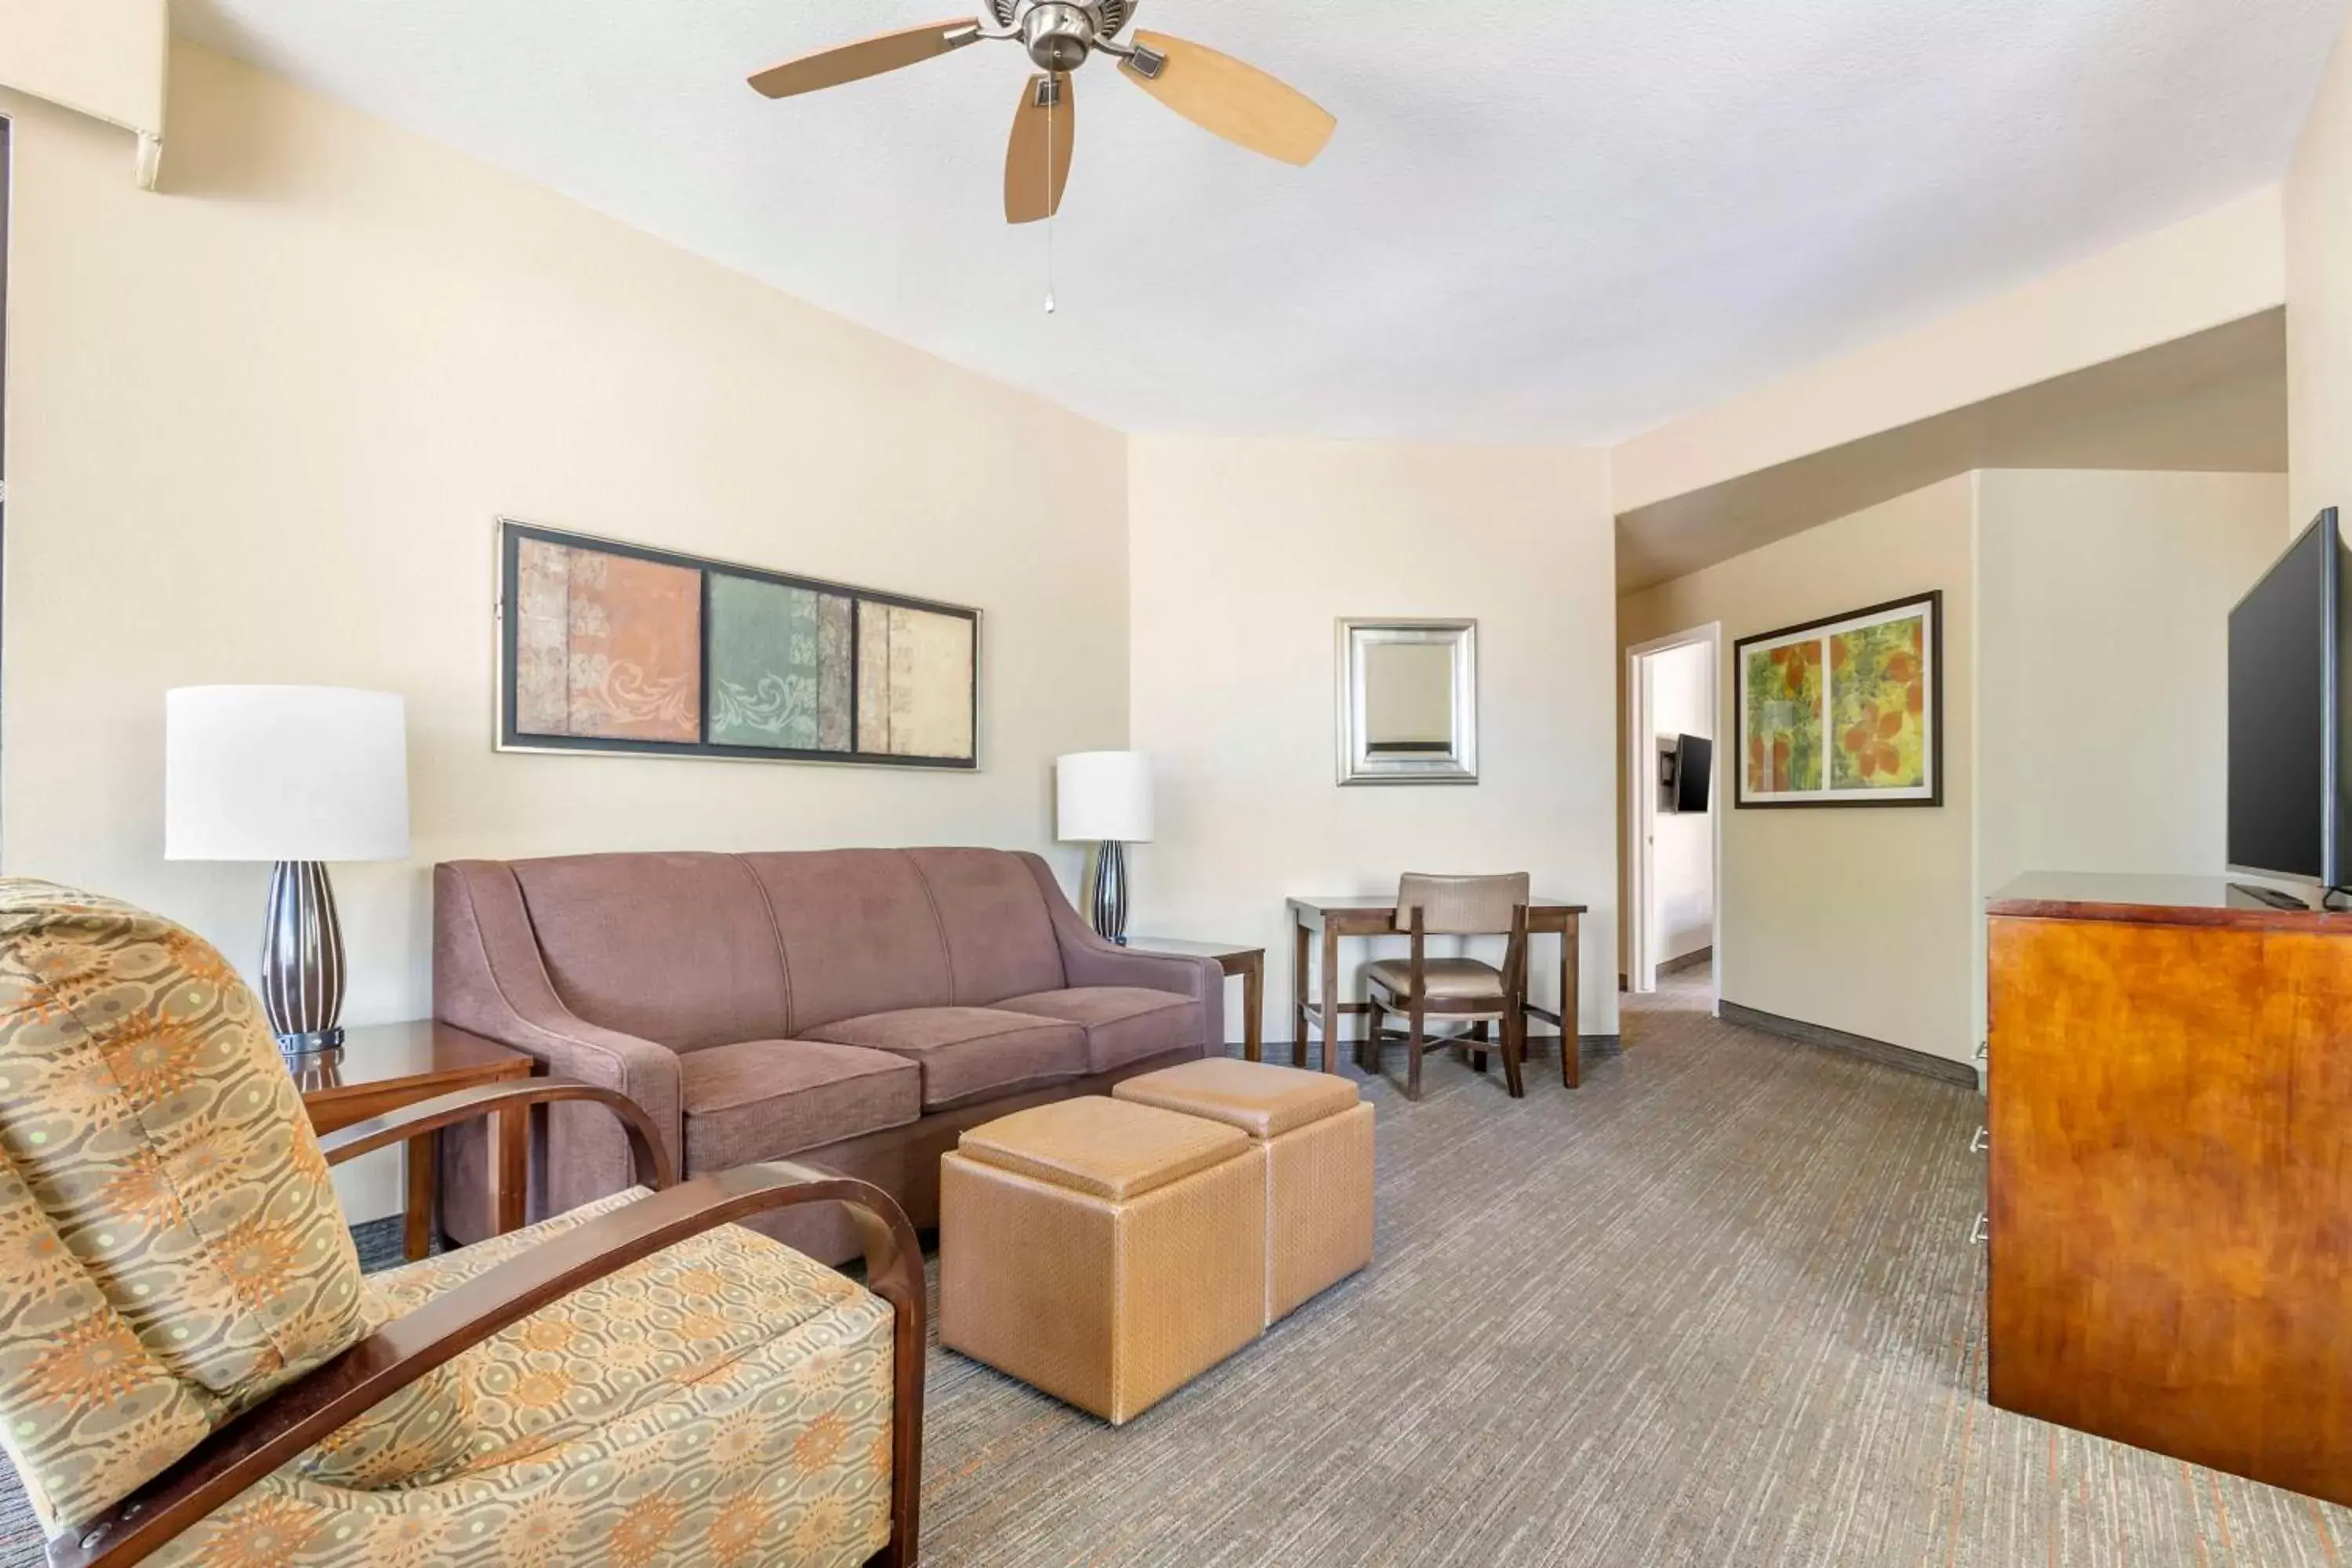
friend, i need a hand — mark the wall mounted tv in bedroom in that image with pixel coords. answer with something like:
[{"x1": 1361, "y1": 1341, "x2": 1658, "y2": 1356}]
[
  {"x1": 1659, "y1": 733, "x2": 1713, "y2": 814},
  {"x1": 2228, "y1": 507, "x2": 2348, "y2": 891}
]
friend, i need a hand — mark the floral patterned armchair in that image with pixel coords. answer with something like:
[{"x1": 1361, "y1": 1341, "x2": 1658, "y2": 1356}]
[{"x1": 0, "y1": 880, "x2": 924, "y2": 1568}]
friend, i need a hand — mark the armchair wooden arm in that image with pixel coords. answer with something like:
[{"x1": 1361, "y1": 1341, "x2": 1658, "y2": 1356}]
[
  {"x1": 314, "y1": 1076, "x2": 677, "y2": 1191},
  {"x1": 52, "y1": 1163, "x2": 927, "y2": 1568}
]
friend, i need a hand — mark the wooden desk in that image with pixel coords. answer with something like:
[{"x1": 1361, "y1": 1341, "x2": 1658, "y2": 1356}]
[
  {"x1": 1286, "y1": 896, "x2": 1588, "y2": 1087},
  {"x1": 1126, "y1": 938, "x2": 1267, "y2": 1062},
  {"x1": 296, "y1": 1021, "x2": 535, "y2": 1261}
]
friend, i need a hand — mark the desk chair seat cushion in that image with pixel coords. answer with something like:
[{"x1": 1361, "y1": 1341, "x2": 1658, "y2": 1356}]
[
  {"x1": 1364, "y1": 956, "x2": 1509, "y2": 1004},
  {"x1": 157, "y1": 1188, "x2": 898, "y2": 1568}
]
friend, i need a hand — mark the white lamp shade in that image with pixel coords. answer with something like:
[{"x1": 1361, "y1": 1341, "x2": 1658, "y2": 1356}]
[
  {"x1": 1057, "y1": 751, "x2": 1154, "y2": 844},
  {"x1": 165, "y1": 687, "x2": 410, "y2": 862}
]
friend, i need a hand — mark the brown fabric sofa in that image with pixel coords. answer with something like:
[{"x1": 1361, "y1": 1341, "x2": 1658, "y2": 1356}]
[{"x1": 434, "y1": 847, "x2": 1223, "y2": 1261}]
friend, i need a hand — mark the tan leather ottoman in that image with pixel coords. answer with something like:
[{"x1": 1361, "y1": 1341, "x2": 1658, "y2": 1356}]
[
  {"x1": 1116, "y1": 1058, "x2": 1375, "y2": 1324},
  {"x1": 939, "y1": 1096, "x2": 1266, "y2": 1424}
]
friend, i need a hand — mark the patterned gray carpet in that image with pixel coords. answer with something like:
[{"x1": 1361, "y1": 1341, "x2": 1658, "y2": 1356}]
[
  {"x1": 916, "y1": 972, "x2": 2352, "y2": 1567},
  {"x1": 4, "y1": 975, "x2": 2346, "y2": 1565}
]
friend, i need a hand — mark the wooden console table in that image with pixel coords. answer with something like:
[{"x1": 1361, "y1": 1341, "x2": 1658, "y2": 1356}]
[
  {"x1": 1127, "y1": 938, "x2": 1266, "y2": 1062},
  {"x1": 296, "y1": 1021, "x2": 535, "y2": 1261},
  {"x1": 1286, "y1": 895, "x2": 1588, "y2": 1087}
]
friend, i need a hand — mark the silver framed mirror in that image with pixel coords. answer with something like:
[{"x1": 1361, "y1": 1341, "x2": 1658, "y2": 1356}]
[{"x1": 1337, "y1": 619, "x2": 1479, "y2": 786}]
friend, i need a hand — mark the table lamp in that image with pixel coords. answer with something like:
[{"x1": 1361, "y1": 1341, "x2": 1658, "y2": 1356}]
[
  {"x1": 165, "y1": 686, "x2": 410, "y2": 1060},
  {"x1": 1057, "y1": 750, "x2": 1154, "y2": 946}
]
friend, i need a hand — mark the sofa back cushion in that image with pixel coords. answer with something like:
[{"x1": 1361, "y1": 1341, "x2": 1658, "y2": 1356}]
[
  {"x1": 740, "y1": 849, "x2": 1067, "y2": 1033},
  {"x1": 741, "y1": 851, "x2": 953, "y2": 1034},
  {"x1": 508, "y1": 854, "x2": 791, "y2": 1051},
  {"x1": 903, "y1": 848, "x2": 1066, "y2": 1006}
]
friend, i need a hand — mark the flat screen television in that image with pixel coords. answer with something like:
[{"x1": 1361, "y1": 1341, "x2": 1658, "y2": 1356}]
[
  {"x1": 2228, "y1": 508, "x2": 2348, "y2": 889},
  {"x1": 1665, "y1": 733, "x2": 1722, "y2": 818}
]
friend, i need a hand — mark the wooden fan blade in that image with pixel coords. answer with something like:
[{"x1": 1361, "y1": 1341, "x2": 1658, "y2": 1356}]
[
  {"x1": 1118, "y1": 31, "x2": 1334, "y2": 166},
  {"x1": 1005, "y1": 73, "x2": 1076, "y2": 224},
  {"x1": 750, "y1": 18, "x2": 980, "y2": 100}
]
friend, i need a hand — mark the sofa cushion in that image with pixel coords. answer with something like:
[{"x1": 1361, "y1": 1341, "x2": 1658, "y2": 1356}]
[
  {"x1": 801, "y1": 1007, "x2": 1087, "y2": 1111},
  {"x1": 679, "y1": 1039, "x2": 921, "y2": 1172},
  {"x1": 508, "y1": 853, "x2": 791, "y2": 1051},
  {"x1": 739, "y1": 851, "x2": 954, "y2": 1035},
  {"x1": 996, "y1": 986, "x2": 1206, "y2": 1073},
  {"x1": 905, "y1": 848, "x2": 1067, "y2": 1006}
]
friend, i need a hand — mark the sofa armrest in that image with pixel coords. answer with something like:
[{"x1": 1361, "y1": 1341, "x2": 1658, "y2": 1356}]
[
  {"x1": 434, "y1": 862, "x2": 685, "y2": 1208},
  {"x1": 1017, "y1": 853, "x2": 1226, "y2": 1053}
]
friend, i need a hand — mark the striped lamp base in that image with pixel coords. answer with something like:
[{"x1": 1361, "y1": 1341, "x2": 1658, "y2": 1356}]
[{"x1": 260, "y1": 859, "x2": 348, "y2": 1055}]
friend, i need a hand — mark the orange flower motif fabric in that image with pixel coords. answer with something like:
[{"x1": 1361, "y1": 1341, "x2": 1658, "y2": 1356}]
[
  {"x1": 0, "y1": 881, "x2": 898, "y2": 1568},
  {"x1": 0, "y1": 880, "x2": 373, "y2": 1532},
  {"x1": 156, "y1": 1198, "x2": 897, "y2": 1568}
]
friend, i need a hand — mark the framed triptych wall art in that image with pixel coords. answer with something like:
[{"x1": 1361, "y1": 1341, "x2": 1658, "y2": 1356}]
[
  {"x1": 495, "y1": 519, "x2": 979, "y2": 769},
  {"x1": 1734, "y1": 591, "x2": 1942, "y2": 809}
]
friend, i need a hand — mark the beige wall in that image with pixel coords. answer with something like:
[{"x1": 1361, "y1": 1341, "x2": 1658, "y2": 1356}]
[
  {"x1": 1976, "y1": 470, "x2": 2286, "y2": 895},
  {"x1": 0, "y1": 0, "x2": 165, "y2": 138},
  {"x1": 1973, "y1": 467, "x2": 2286, "y2": 1042},
  {"x1": 1615, "y1": 189, "x2": 2287, "y2": 517},
  {"x1": 1127, "y1": 437, "x2": 1620, "y2": 1047},
  {"x1": 1621, "y1": 477, "x2": 1978, "y2": 1063},
  {"x1": 1622, "y1": 468, "x2": 2287, "y2": 1068},
  {"x1": 2, "y1": 47, "x2": 1130, "y2": 1216},
  {"x1": 2289, "y1": 25, "x2": 2352, "y2": 532}
]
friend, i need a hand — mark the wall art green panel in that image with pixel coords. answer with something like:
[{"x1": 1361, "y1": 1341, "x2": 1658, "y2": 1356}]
[{"x1": 707, "y1": 574, "x2": 853, "y2": 752}]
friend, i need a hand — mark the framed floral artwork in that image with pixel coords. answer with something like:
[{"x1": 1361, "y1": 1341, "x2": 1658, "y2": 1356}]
[
  {"x1": 497, "y1": 518, "x2": 978, "y2": 769},
  {"x1": 1733, "y1": 591, "x2": 1942, "y2": 809}
]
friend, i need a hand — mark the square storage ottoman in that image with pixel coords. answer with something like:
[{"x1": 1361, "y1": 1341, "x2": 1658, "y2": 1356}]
[
  {"x1": 1116, "y1": 1058, "x2": 1375, "y2": 1324},
  {"x1": 939, "y1": 1096, "x2": 1267, "y2": 1424}
]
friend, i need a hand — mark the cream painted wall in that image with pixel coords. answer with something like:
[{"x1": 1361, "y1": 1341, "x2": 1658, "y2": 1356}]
[
  {"x1": 2288, "y1": 24, "x2": 2352, "y2": 532},
  {"x1": 0, "y1": 0, "x2": 165, "y2": 138},
  {"x1": 1621, "y1": 469, "x2": 2285, "y2": 1069},
  {"x1": 1972, "y1": 468, "x2": 2286, "y2": 1044},
  {"x1": 2, "y1": 47, "x2": 1130, "y2": 1218},
  {"x1": 1976, "y1": 470, "x2": 2286, "y2": 894},
  {"x1": 1615, "y1": 189, "x2": 2287, "y2": 516},
  {"x1": 1643, "y1": 640, "x2": 1714, "y2": 965},
  {"x1": 1127, "y1": 437, "x2": 1620, "y2": 1048},
  {"x1": 1621, "y1": 477, "x2": 1978, "y2": 1064}
]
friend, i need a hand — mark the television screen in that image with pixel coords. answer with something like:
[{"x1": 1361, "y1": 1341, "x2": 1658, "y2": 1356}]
[
  {"x1": 1675, "y1": 735, "x2": 1713, "y2": 814},
  {"x1": 2228, "y1": 510, "x2": 2343, "y2": 886}
]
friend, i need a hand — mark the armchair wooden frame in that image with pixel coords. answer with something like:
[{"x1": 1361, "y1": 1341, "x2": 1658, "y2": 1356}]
[
  {"x1": 1365, "y1": 904, "x2": 1532, "y2": 1100},
  {"x1": 49, "y1": 1080, "x2": 927, "y2": 1568}
]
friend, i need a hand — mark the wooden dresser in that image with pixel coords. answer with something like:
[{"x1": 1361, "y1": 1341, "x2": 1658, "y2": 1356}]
[{"x1": 1987, "y1": 873, "x2": 2352, "y2": 1504}]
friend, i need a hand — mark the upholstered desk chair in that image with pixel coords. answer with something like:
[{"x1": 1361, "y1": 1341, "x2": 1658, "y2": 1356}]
[
  {"x1": 0, "y1": 880, "x2": 923, "y2": 1568},
  {"x1": 1363, "y1": 873, "x2": 1532, "y2": 1100}
]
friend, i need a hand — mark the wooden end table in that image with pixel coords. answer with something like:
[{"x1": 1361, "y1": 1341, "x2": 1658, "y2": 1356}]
[
  {"x1": 296, "y1": 1021, "x2": 535, "y2": 1261},
  {"x1": 1124, "y1": 938, "x2": 1267, "y2": 1062}
]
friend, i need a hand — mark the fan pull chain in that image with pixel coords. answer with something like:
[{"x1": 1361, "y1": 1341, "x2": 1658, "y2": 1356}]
[{"x1": 1044, "y1": 78, "x2": 1058, "y2": 316}]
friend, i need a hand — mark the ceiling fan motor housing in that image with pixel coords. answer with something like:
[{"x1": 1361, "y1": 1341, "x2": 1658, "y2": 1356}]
[{"x1": 992, "y1": 1, "x2": 1133, "y2": 71}]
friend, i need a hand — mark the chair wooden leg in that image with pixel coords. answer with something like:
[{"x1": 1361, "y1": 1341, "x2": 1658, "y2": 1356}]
[
  {"x1": 1501, "y1": 1010, "x2": 1527, "y2": 1098},
  {"x1": 1471, "y1": 1019, "x2": 1490, "y2": 1073},
  {"x1": 1407, "y1": 1000, "x2": 1425, "y2": 1100}
]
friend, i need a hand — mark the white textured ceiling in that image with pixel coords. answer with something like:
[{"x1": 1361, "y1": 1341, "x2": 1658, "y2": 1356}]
[{"x1": 175, "y1": 0, "x2": 2343, "y2": 445}]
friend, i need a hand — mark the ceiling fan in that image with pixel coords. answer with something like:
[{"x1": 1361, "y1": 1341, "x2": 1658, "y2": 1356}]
[{"x1": 748, "y1": 2, "x2": 1337, "y2": 224}]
